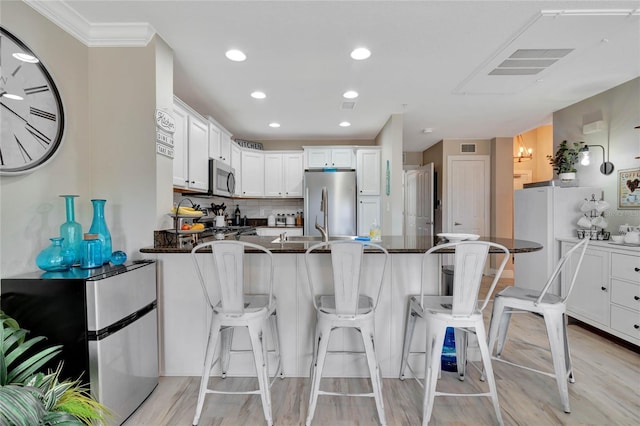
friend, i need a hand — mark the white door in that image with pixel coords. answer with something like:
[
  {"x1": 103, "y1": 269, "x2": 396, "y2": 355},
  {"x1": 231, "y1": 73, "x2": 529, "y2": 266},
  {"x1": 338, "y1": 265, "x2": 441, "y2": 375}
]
[
  {"x1": 404, "y1": 164, "x2": 434, "y2": 237},
  {"x1": 447, "y1": 155, "x2": 490, "y2": 236}
]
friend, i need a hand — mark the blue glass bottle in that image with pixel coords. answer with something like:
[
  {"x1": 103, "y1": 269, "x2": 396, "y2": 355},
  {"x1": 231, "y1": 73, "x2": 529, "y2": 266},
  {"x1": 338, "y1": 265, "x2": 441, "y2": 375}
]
[
  {"x1": 441, "y1": 327, "x2": 457, "y2": 372},
  {"x1": 59, "y1": 195, "x2": 82, "y2": 265},
  {"x1": 88, "y1": 199, "x2": 112, "y2": 263},
  {"x1": 36, "y1": 237, "x2": 74, "y2": 272},
  {"x1": 80, "y1": 233, "x2": 103, "y2": 269}
]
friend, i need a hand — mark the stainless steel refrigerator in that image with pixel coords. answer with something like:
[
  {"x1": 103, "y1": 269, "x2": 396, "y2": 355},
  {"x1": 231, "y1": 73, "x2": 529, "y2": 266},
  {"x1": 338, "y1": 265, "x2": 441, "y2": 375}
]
[
  {"x1": 304, "y1": 170, "x2": 357, "y2": 236},
  {"x1": 514, "y1": 185, "x2": 601, "y2": 295}
]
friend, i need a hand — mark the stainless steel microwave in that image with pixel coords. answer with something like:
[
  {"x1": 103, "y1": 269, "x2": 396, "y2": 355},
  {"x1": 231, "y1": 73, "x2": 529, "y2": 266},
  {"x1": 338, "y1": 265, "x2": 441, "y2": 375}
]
[{"x1": 209, "y1": 159, "x2": 236, "y2": 197}]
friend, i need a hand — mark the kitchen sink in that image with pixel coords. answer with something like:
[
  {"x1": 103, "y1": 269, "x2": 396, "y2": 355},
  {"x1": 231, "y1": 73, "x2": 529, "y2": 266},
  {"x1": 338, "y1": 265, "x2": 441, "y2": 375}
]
[{"x1": 271, "y1": 235, "x2": 358, "y2": 243}]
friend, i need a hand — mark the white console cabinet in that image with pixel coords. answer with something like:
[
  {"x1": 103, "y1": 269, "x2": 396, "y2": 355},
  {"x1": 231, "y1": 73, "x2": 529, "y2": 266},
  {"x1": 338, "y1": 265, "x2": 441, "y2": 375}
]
[{"x1": 560, "y1": 239, "x2": 639, "y2": 345}]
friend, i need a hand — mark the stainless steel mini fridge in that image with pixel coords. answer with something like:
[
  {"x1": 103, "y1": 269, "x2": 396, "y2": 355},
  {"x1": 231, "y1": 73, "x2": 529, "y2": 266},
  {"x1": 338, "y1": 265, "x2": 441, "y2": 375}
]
[{"x1": 1, "y1": 260, "x2": 159, "y2": 425}]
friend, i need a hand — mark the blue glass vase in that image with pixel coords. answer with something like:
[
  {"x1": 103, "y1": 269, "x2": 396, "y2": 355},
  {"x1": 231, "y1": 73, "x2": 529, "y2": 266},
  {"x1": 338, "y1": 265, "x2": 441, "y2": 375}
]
[
  {"x1": 88, "y1": 199, "x2": 112, "y2": 264},
  {"x1": 59, "y1": 195, "x2": 82, "y2": 265},
  {"x1": 36, "y1": 237, "x2": 74, "y2": 272}
]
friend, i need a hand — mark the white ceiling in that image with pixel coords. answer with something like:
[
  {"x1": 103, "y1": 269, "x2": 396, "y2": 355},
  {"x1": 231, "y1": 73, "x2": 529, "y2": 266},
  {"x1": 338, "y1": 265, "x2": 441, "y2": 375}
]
[{"x1": 28, "y1": 0, "x2": 640, "y2": 152}]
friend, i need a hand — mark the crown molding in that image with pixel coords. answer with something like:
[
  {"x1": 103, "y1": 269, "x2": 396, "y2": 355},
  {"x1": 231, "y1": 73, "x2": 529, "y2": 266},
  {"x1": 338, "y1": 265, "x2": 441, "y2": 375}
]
[{"x1": 25, "y1": 0, "x2": 156, "y2": 47}]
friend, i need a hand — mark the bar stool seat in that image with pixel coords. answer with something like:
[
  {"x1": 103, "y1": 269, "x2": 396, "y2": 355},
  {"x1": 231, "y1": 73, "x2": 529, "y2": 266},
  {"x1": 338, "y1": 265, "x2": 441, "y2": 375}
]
[{"x1": 190, "y1": 241, "x2": 283, "y2": 426}]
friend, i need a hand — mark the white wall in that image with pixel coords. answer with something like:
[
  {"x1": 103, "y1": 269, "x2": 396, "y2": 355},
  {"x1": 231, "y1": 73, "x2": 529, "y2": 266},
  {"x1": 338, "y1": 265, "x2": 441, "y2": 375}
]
[
  {"x1": 376, "y1": 114, "x2": 404, "y2": 235},
  {"x1": 553, "y1": 77, "x2": 640, "y2": 231}
]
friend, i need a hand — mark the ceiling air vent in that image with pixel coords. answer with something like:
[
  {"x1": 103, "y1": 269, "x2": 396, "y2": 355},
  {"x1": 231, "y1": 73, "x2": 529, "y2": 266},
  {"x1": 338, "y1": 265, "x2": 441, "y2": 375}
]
[
  {"x1": 489, "y1": 48, "x2": 574, "y2": 76},
  {"x1": 461, "y1": 143, "x2": 476, "y2": 153},
  {"x1": 341, "y1": 101, "x2": 356, "y2": 110}
]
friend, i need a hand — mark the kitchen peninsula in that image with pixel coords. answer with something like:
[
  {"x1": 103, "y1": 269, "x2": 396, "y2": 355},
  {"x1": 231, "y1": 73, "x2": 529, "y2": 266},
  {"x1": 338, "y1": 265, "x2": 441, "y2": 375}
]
[{"x1": 141, "y1": 236, "x2": 541, "y2": 379}]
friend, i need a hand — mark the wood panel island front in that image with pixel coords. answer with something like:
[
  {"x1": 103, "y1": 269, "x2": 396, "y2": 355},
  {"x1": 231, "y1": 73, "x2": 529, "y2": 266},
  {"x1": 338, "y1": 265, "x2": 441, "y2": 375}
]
[{"x1": 140, "y1": 236, "x2": 541, "y2": 379}]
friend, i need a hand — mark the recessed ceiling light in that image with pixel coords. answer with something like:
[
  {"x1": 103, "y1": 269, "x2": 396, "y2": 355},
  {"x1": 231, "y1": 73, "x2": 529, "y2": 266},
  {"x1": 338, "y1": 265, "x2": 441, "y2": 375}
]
[
  {"x1": 343, "y1": 90, "x2": 359, "y2": 99},
  {"x1": 350, "y1": 47, "x2": 371, "y2": 60},
  {"x1": 251, "y1": 91, "x2": 266, "y2": 99},
  {"x1": 339, "y1": 121, "x2": 351, "y2": 127},
  {"x1": 269, "y1": 122, "x2": 280, "y2": 128},
  {"x1": 225, "y1": 49, "x2": 246, "y2": 62},
  {"x1": 13, "y1": 53, "x2": 38, "y2": 63}
]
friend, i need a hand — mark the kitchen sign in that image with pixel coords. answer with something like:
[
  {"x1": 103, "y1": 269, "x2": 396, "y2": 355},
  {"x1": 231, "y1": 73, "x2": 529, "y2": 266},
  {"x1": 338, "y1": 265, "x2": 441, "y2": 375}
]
[{"x1": 155, "y1": 109, "x2": 175, "y2": 158}]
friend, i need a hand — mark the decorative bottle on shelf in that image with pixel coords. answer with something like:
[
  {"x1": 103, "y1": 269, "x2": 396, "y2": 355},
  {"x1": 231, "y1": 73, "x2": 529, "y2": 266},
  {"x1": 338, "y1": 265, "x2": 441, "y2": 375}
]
[
  {"x1": 36, "y1": 237, "x2": 75, "y2": 272},
  {"x1": 80, "y1": 233, "x2": 103, "y2": 269},
  {"x1": 59, "y1": 195, "x2": 82, "y2": 265},
  {"x1": 88, "y1": 199, "x2": 112, "y2": 263},
  {"x1": 234, "y1": 204, "x2": 241, "y2": 226}
]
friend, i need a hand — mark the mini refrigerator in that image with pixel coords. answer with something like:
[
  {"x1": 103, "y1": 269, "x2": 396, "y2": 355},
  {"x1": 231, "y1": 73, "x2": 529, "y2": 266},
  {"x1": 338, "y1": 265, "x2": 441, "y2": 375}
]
[
  {"x1": 514, "y1": 185, "x2": 601, "y2": 295},
  {"x1": 1, "y1": 260, "x2": 158, "y2": 425}
]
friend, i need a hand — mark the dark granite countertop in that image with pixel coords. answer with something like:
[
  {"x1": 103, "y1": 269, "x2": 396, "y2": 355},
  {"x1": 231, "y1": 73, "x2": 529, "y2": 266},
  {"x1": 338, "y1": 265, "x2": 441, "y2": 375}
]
[{"x1": 141, "y1": 235, "x2": 542, "y2": 254}]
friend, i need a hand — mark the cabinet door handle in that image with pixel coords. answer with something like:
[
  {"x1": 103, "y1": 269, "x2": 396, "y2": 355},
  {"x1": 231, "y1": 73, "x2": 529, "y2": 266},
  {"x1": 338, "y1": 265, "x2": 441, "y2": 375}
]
[
  {"x1": 601, "y1": 286, "x2": 607, "y2": 291},
  {"x1": 635, "y1": 267, "x2": 640, "y2": 272},
  {"x1": 634, "y1": 296, "x2": 640, "y2": 301},
  {"x1": 634, "y1": 324, "x2": 639, "y2": 330}
]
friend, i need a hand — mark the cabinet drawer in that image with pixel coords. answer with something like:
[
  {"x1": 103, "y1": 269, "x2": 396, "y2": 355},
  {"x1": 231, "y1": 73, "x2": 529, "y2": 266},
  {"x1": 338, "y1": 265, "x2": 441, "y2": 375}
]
[
  {"x1": 611, "y1": 253, "x2": 640, "y2": 282},
  {"x1": 610, "y1": 305, "x2": 640, "y2": 341},
  {"x1": 611, "y1": 279, "x2": 640, "y2": 312}
]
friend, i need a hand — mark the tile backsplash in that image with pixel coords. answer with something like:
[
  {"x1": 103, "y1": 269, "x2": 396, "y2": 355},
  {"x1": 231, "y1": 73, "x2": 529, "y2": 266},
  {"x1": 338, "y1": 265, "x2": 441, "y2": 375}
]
[{"x1": 174, "y1": 194, "x2": 303, "y2": 219}]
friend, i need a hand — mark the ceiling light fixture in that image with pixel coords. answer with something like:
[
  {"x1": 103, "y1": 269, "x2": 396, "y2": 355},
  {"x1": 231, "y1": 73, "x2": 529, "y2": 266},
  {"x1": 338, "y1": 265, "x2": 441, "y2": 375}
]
[
  {"x1": 225, "y1": 49, "x2": 246, "y2": 62},
  {"x1": 339, "y1": 121, "x2": 351, "y2": 127},
  {"x1": 578, "y1": 144, "x2": 615, "y2": 175},
  {"x1": 514, "y1": 134, "x2": 533, "y2": 162},
  {"x1": 343, "y1": 90, "x2": 358, "y2": 99},
  {"x1": 350, "y1": 47, "x2": 371, "y2": 60},
  {"x1": 251, "y1": 91, "x2": 266, "y2": 99},
  {"x1": 269, "y1": 122, "x2": 280, "y2": 128}
]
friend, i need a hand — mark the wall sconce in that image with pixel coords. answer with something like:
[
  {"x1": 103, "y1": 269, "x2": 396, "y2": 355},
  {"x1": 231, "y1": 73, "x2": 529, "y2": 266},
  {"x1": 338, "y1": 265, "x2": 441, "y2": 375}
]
[
  {"x1": 513, "y1": 135, "x2": 533, "y2": 162},
  {"x1": 578, "y1": 144, "x2": 615, "y2": 175}
]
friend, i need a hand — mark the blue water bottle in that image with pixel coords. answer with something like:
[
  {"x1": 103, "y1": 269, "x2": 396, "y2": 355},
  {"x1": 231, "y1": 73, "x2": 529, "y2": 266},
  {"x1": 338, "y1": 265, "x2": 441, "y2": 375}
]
[{"x1": 441, "y1": 327, "x2": 457, "y2": 372}]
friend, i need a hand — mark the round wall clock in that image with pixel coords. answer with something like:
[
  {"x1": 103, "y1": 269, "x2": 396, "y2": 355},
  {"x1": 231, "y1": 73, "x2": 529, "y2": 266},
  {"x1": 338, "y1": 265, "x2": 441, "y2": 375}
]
[{"x1": 0, "y1": 26, "x2": 65, "y2": 175}]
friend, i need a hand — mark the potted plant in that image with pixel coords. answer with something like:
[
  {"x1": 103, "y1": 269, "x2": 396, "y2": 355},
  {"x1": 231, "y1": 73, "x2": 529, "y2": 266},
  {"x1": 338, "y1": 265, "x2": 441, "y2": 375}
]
[
  {"x1": 547, "y1": 140, "x2": 583, "y2": 181},
  {"x1": 0, "y1": 311, "x2": 111, "y2": 425}
]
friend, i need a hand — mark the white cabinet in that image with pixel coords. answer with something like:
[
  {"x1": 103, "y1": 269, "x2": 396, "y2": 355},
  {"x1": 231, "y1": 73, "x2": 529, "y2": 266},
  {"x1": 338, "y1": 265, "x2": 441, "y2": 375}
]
[
  {"x1": 356, "y1": 149, "x2": 381, "y2": 196},
  {"x1": 208, "y1": 120, "x2": 231, "y2": 165},
  {"x1": 230, "y1": 143, "x2": 242, "y2": 196},
  {"x1": 172, "y1": 101, "x2": 189, "y2": 188},
  {"x1": 172, "y1": 97, "x2": 209, "y2": 191},
  {"x1": 240, "y1": 150, "x2": 264, "y2": 197},
  {"x1": 358, "y1": 196, "x2": 381, "y2": 236},
  {"x1": 561, "y1": 240, "x2": 639, "y2": 345},
  {"x1": 264, "y1": 152, "x2": 304, "y2": 197},
  {"x1": 305, "y1": 147, "x2": 354, "y2": 169},
  {"x1": 264, "y1": 153, "x2": 284, "y2": 197}
]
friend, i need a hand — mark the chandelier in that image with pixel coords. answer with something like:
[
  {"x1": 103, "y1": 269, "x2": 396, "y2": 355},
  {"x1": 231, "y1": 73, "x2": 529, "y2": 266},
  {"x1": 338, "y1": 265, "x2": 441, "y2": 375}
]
[{"x1": 514, "y1": 134, "x2": 533, "y2": 162}]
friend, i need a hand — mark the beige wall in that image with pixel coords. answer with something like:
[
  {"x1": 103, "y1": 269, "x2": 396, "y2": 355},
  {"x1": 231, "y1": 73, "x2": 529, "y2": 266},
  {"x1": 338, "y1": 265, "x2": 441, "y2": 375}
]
[
  {"x1": 513, "y1": 125, "x2": 553, "y2": 183},
  {"x1": 423, "y1": 142, "x2": 443, "y2": 233},
  {"x1": 491, "y1": 137, "x2": 514, "y2": 273},
  {"x1": 553, "y1": 77, "x2": 640, "y2": 231},
  {"x1": 0, "y1": 2, "x2": 162, "y2": 276}
]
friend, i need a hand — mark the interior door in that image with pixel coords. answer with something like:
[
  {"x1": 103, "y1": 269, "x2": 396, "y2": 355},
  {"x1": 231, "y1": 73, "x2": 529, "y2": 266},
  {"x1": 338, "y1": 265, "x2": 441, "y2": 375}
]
[
  {"x1": 404, "y1": 164, "x2": 434, "y2": 237},
  {"x1": 447, "y1": 155, "x2": 490, "y2": 236}
]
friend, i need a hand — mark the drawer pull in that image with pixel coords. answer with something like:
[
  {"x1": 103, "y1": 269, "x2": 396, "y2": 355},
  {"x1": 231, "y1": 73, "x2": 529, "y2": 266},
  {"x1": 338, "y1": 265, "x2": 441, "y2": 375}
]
[
  {"x1": 635, "y1": 296, "x2": 640, "y2": 301},
  {"x1": 635, "y1": 267, "x2": 640, "y2": 272},
  {"x1": 601, "y1": 286, "x2": 607, "y2": 291},
  {"x1": 634, "y1": 325, "x2": 639, "y2": 330}
]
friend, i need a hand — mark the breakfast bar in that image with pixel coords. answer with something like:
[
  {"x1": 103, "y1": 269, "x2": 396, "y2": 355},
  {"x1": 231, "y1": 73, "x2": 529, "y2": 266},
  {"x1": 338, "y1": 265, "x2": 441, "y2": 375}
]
[{"x1": 141, "y1": 236, "x2": 541, "y2": 378}]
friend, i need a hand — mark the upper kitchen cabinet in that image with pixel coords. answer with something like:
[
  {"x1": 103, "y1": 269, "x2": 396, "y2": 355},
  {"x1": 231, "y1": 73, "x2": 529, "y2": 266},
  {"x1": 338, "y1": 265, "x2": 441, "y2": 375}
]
[
  {"x1": 240, "y1": 150, "x2": 265, "y2": 197},
  {"x1": 173, "y1": 97, "x2": 209, "y2": 192},
  {"x1": 304, "y1": 147, "x2": 355, "y2": 169},
  {"x1": 264, "y1": 152, "x2": 304, "y2": 197},
  {"x1": 208, "y1": 118, "x2": 231, "y2": 165},
  {"x1": 356, "y1": 148, "x2": 381, "y2": 196}
]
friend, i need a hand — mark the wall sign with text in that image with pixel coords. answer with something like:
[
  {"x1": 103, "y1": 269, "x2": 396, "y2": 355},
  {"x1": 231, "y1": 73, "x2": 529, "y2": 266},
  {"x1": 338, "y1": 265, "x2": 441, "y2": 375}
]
[{"x1": 155, "y1": 109, "x2": 175, "y2": 158}]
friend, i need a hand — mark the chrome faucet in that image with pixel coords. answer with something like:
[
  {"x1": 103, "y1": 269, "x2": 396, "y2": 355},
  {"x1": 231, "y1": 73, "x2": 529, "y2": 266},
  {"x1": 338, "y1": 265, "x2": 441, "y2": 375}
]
[{"x1": 315, "y1": 186, "x2": 329, "y2": 242}]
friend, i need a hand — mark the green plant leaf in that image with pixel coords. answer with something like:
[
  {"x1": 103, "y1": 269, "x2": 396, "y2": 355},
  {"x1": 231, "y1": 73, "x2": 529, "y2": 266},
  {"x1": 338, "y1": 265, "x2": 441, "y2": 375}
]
[
  {"x1": 9, "y1": 345, "x2": 62, "y2": 384},
  {"x1": 0, "y1": 384, "x2": 47, "y2": 426}
]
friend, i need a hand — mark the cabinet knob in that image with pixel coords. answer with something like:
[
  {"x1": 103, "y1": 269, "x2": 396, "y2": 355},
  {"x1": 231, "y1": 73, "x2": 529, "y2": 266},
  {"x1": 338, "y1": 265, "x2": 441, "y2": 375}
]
[
  {"x1": 634, "y1": 324, "x2": 639, "y2": 330},
  {"x1": 601, "y1": 286, "x2": 607, "y2": 291},
  {"x1": 635, "y1": 267, "x2": 640, "y2": 272},
  {"x1": 634, "y1": 296, "x2": 640, "y2": 301}
]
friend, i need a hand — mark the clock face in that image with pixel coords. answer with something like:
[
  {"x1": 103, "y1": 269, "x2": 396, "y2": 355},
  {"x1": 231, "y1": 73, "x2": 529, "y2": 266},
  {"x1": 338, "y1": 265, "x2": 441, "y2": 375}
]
[{"x1": 0, "y1": 26, "x2": 65, "y2": 175}]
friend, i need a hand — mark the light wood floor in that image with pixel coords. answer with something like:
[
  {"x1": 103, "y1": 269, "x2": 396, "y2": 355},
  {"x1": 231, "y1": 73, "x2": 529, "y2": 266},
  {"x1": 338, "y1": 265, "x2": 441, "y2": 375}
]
[{"x1": 125, "y1": 279, "x2": 640, "y2": 425}]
